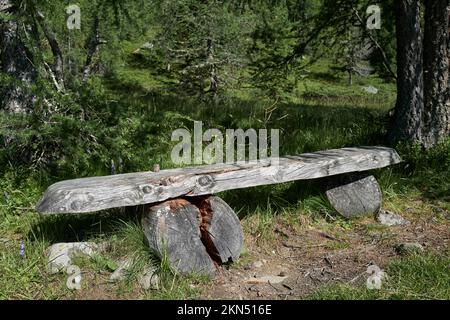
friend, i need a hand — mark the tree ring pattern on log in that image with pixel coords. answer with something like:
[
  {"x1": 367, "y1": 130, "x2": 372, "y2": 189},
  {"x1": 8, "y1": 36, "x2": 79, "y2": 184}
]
[
  {"x1": 325, "y1": 174, "x2": 382, "y2": 218},
  {"x1": 140, "y1": 185, "x2": 153, "y2": 194},
  {"x1": 142, "y1": 196, "x2": 243, "y2": 276},
  {"x1": 142, "y1": 199, "x2": 216, "y2": 276},
  {"x1": 195, "y1": 175, "x2": 216, "y2": 191},
  {"x1": 206, "y1": 197, "x2": 243, "y2": 263}
]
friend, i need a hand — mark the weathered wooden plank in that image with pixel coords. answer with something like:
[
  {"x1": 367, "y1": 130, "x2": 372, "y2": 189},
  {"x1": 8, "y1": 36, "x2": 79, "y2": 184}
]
[{"x1": 36, "y1": 146, "x2": 401, "y2": 214}]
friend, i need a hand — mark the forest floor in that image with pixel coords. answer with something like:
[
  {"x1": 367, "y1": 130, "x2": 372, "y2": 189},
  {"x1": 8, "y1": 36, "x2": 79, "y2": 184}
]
[
  {"x1": 33, "y1": 192, "x2": 448, "y2": 300},
  {"x1": 205, "y1": 204, "x2": 450, "y2": 300}
]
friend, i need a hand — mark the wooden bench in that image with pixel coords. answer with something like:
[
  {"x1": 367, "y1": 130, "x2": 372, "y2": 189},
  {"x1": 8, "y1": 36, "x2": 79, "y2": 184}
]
[{"x1": 36, "y1": 146, "x2": 401, "y2": 276}]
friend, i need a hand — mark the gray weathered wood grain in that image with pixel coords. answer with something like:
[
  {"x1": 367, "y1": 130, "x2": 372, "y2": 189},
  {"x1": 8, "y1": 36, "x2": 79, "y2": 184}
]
[
  {"x1": 142, "y1": 199, "x2": 217, "y2": 276},
  {"x1": 142, "y1": 196, "x2": 242, "y2": 276},
  {"x1": 36, "y1": 146, "x2": 401, "y2": 214},
  {"x1": 201, "y1": 196, "x2": 243, "y2": 264},
  {"x1": 325, "y1": 174, "x2": 382, "y2": 218}
]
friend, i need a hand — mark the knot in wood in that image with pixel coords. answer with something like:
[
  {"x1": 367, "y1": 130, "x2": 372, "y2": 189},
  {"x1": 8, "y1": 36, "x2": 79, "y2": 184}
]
[
  {"x1": 141, "y1": 185, "x2": 153, "y2": 194},
  {"x1": 196, "y1": 175, "x2": 215, "y2": 190}
]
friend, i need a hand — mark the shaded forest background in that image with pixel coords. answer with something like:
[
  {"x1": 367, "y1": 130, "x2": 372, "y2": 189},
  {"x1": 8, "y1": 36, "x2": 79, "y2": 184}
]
[
  {"x1": 0, "y1": 0, "x2": 448, "y2": 178},
  {"x1": 0, "y1": 0, "x2": 449, "y2": 300}
]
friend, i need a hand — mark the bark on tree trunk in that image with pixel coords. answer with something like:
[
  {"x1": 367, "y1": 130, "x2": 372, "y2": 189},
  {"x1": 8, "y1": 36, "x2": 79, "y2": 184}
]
[
  {"x1": 389, "y1": 0, "x2": 424, "y2": 145},
  {"x1": 0, "y1": 1, "x2": 37, "y2": 113},
  {"x1": 36, "y1": 11, "x2": 64, "y2": 91},
  {"x1": 423, "y1": 0, "x2": 450, "y2": 148},
  {"x1": 82, "y1": 14, "x2": 106, "y2": 84},
  {"x1": 206, "y1": 38, "x2": 218, "y2": 96}
]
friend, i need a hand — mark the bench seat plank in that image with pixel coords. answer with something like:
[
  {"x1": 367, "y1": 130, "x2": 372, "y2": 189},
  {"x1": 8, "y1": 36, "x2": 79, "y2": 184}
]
[{"x1": 36, "y1": 146, "x2": 401, "y2": 214}]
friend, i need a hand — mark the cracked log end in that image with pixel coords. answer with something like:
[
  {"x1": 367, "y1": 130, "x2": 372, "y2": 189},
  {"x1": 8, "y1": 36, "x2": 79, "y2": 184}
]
[
  {"x1": 142, "y1": 196, "x2": 243, "y2": 276},
  {"x1": 325, "y1": 174, "x2": 382, "y2": 218}
]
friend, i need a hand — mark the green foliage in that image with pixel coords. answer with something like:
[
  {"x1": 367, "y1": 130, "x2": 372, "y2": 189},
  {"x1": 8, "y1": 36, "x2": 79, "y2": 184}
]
[
  {"x1": 248, "y1": 2, "x2": 303, "y2": 98},
  {"x1": 150, "y1": 0, "x2": 254, "y2": 96}
]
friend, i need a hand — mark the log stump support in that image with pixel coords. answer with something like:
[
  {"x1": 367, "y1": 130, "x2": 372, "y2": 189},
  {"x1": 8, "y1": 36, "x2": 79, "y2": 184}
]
[
  {"x1": 325, "y1": 173, "x2": 382, "y2": 218},
  {"x1": 142, "y1": 195, "x2": 243, "y2": 276},
  {"x1": 143, "y1": 174, "x2": 384, "y2": 275}
]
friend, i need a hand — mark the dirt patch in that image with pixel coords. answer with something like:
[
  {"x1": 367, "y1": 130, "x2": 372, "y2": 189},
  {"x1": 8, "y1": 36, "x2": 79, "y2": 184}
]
[{"x1": 200, "y1": 212, "x2": 450, "y2": 299}]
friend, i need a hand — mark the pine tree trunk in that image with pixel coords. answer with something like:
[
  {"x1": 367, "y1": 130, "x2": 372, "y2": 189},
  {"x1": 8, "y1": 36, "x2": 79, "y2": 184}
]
[
  {"x1": 0, "y1": 1, "x2": 36, "y2": 113},
  {"x1": 389, "y1": 0, "x2": 424, "y2": 145},
  {"x1": 423, "y1": 0, "x2": 450, "y2": 148}
]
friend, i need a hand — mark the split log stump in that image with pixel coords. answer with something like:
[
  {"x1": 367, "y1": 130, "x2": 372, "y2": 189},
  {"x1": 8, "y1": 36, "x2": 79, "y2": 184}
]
[{"x1": 142, "y1": 196, "x2": 243, "y2": 276}]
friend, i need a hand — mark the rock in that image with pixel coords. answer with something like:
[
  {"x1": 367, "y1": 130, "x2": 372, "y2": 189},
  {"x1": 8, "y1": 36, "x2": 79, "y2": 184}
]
[
  {"x1": 245, "y1": 275, "x2": 288, "y2": 285},
  {"x1": 109, "y1": 259, "x2": 132, "y2": 282},
  {"x1": 139, "y1": 266, "x2": 160, "y2": 290},
  {"x1": 395, "y1": 242, "x2": 424, "y2": 255},
  {"x1": 252, "y1": 261, "x2": 263, "y2": 269},
  {"x1": 47, "y1": 242, "x2": 98, "y2": 274},
  {"x1": 141, "y1": 42, "x2": 154, "y2": 50},
  {"x1": 376, "y1": 210, "x2": 410, "y2": 226},
  {"x1": 362, "y1": 85, "x2": 378, "y2": 94}
]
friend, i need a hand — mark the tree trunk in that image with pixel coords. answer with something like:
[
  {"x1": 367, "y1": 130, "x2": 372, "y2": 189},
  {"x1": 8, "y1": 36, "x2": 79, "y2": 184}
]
[
  {"x1": 36, "y1": 11, "x2": 64, "y2": 91},
  {"x1": 389, "y1": 0, "x2": 424, "y2": 145},
  {"x1": 206, "y1": 38, "x2": 218, "y2": 96},
  {"x1": 82, "y1": 14, "x2": 106, "y2": 84},
  {"x1": 423, "y1": 0, "x2": 450, "y2": 148},
  {"x1": 0, "y1": 1, "x2": 37, "y2": 113}
]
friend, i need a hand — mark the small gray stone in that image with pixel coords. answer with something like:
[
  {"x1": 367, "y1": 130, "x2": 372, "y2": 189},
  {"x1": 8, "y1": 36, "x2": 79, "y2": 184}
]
[
  {"x1": 139, "y1": 266, "x2": 160, "y2": 290},
  {"x1": 362, "y1": 85, "x2": 378, "y2": 94},
  {"x1": 376, "y1": 210, "x2": 410, "y2": 226},
  {"x1": 395, "y1": 242, "x2": 424, "y2": 255},
  {"x1": 109, "y1": 259, "x2": 132, "y2": 282},
  {"x1": 141, "y1": 42, "x2": 154, "y2": 50},
  {"x1": 252, "y1": 261, "x2": 263, "y2": 269},
  {"x1": 47, "y1": 242, "x2": 98, "y2": 274}
]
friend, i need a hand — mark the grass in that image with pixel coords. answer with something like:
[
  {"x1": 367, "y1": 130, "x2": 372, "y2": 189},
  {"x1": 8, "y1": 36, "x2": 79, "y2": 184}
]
[
  {"x1": 310, "y1": 253, "x2": 450, "y2": 300},
  {"x1": 0, "y1": 52, "x2": 449, "y2": 299}
]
